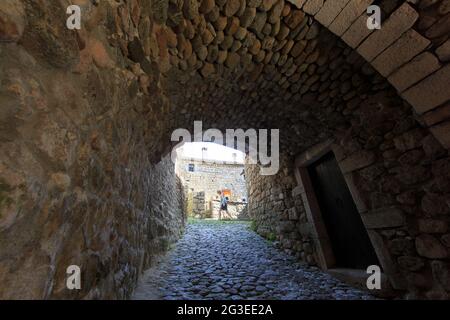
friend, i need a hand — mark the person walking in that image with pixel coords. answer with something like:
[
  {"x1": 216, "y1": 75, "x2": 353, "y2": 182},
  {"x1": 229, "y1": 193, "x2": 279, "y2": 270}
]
[{"x1": 218, "y1": 190, "x2": 228, "y2": 220}]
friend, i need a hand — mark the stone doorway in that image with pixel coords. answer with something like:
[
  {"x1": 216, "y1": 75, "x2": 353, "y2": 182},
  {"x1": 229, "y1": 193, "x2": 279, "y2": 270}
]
[{"x1": 307, "y1": 152, "x2": 379, "y2": 270}]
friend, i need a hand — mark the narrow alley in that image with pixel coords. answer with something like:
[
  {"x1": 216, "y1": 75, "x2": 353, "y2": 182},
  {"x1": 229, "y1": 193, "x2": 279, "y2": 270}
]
[{"x1": 133, "y1": 220, "x2": 374, "y2": 300}]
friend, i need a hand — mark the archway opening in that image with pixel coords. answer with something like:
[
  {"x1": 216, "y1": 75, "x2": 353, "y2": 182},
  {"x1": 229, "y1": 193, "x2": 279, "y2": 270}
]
[{"x1": 175, "y1": 142, "x2": 248, "y2": 220}]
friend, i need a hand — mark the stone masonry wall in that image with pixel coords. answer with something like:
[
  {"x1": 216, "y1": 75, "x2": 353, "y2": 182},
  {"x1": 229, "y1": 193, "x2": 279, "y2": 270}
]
[
  {"x1": 0, "y1": 0, "x2": 185, "y2": 297},
  {"x1": 245, "y1": 155, "x2": 315, "y2": 263}
]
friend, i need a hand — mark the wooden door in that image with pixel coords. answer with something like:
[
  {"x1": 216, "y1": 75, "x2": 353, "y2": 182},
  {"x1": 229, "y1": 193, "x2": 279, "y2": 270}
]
[{"x1": 308, "y1": 152, "x2": 380, "y2": 269}]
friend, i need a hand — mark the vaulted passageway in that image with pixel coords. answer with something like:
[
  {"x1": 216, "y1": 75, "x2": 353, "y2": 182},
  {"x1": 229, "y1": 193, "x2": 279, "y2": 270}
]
[{"x1": 0, "y1": 0, "x2": 449, "y2": 300}]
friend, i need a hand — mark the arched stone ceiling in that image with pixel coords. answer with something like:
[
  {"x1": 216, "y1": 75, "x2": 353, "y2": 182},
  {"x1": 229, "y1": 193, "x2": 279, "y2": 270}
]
[{"x1": 3, "y1": 0, "x2": 448, "y2": 161}]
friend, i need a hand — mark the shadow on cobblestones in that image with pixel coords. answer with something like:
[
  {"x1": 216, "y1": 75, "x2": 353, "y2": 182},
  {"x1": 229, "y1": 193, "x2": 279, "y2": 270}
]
[{"x1": 132, "y1": 220, "x2": 376, "y2": 300}]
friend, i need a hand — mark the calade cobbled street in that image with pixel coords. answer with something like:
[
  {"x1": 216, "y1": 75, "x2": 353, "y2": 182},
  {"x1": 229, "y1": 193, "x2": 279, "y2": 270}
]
[{"x1": 133, "y1": 220, "x2": 376, "y2": 300}]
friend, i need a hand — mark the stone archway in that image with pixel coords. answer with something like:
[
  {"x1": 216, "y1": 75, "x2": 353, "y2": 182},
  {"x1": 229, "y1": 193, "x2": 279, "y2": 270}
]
[{"x1": 0, "y1": 0, "x2": 449, "y2": 299}]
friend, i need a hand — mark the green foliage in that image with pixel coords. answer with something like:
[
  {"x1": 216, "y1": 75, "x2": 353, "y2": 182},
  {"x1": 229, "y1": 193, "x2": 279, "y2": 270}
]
[
  {"x1": 266, "y1": 232, "x2": 276, "y2": 242},
  {"x1": 249, "y1": 220, "x2": 257, "y2": 232},
  {"x1": 0, "y1": 179, "x2": 13, "y2": 215}
]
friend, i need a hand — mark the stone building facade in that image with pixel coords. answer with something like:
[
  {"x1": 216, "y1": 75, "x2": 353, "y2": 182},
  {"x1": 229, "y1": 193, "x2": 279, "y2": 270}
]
[
  {"x1": 0, "y1": 0, "x2": 449, "y2": 300},
  {"x1": 176, "y1": 157, "x2": 247, "y2": 218}
]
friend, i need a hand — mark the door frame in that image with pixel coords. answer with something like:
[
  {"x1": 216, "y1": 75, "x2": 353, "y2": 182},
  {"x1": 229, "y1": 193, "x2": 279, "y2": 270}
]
[
  {"x1": 294, "y1": 140, "x2": 336, "y2": 270},
  {"x1": 293, "y1": 140, "x2": 402, "y2": 290}
]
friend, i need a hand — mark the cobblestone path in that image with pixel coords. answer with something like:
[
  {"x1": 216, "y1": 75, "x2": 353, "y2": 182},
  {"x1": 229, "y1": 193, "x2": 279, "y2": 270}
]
[{"x1": 132, "y1": 220, "x2": 375, "y2": 300}]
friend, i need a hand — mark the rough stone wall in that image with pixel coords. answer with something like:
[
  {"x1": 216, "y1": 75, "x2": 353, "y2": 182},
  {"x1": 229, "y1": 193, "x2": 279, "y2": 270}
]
[
  {"x1": 0, "y1": 1, "x2": 185, "y2": 298},
  {"x1": 245, "y1": 155, "x2": 315, "y2": 262}
]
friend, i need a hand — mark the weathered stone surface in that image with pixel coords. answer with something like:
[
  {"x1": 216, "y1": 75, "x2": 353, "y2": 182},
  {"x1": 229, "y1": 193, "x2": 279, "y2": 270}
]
[
  {"x1": 200, "y1": 62, "x2": 215, "y2": 77},
  {"x1": 224, "y1": 0, "x2": 241, "y2": 17},
  {"x1": 388, "y1": 52, "x2": 441, "y2": 92},
  {"x1": 422, "y1": 192, "x2": 450, "y2": 216},
  {"x1": 402, "y1": 64, "x2": 450, "y2": 114},
  {"x1": 435, "y1": 39, "x2": 450, "y2": 62},
  {"x1": 302, "y1": 0, "x2": 323, "y2": 15},
  {"x1": 152, "y1": 0, "x2": 169, "y2": 24},
  {"x1": 328, "y1": 0, "x2": 374, "y2": 36},
  {"x1": 247, "y1": 0, "x2": 263, "y2": 8},
  {"x1": 225, "y1": 51, "x2": 241, "y2": 68},
  {"x1": 371, "y1": 30, "x2": 430, "y2": 77},
  {"x1": 339, "y1": 151, "x2": 375, "y2": 173},
  {"x1": 291, "y1": 41, "x2": 307, "y2": 58},
  {"x1": 361, "y1": 208, "x2": 406, "y2": 229},
  {"x1": 20, "y1": 0, "x2": 80, "y2": 68},
  {"x1": 240, "y1": 7, "x2": 257, "y2": 27},
  {"x1": 285, "y1": 0, "x2": 306, "y2": 9},
  {"x1": 315, "y1": 0, "x2": 351, "y2": 27},
  {"x1": 128, "y1": 37, "x2": 146, "y2": 63},
  {"x1": 394, "y1": 129, "x2": 426, "y2": 152},
  {"x1": 250, "y1": 11, "x2": 267, "y2": 33},
  {"x1": 431, "y1": 260, "x2": 450, "y2": 291},
  {"x1": 0, "y1": 0, "x2": 25, "y2": 42},
  {"x1": 269, "y1": 0, "x2": 284, "y2": 24},
  {"x1": 183, "y1": 0, "x2": 200, "y2": 20},
  {"x1": 430, "y1": 121, "x2": 450, "y2": 149},
  {"x1": 200, "y1": 0, "x2": 215, "y2": 14},
  {"x1": 341, "y1": 13, "x2": 374, "y2": 48},
  {"x1": 398, "y1": 256, "x2": 425, "y2": 271},
  {"x1": 357, "y1": 3, "x2": 419, "y2": 61},
  {"x1": 416, "y1": 234, "x2": 448, "y2": 259},
  {"x1": 418, "y1": 219, "x2": 448, "y2": 234}
]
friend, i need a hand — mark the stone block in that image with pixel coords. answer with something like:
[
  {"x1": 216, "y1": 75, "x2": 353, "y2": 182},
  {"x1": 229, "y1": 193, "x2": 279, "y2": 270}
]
[
  {"x1": 329, "y1": 0, "x2": 374, "y2": 36},
  {"x1": 402, "y1": 64, "x2": 450, "y2": 114},
  {"x1": 436, "y1": 39, "x2": 450, "y2": 62},
  {"x1": 367, "y1": 230, "x2": 399, "y2": 276},
  {"x1": 339, "y1": 150, "x2": 375, "y2": 173},
  {"x1": 430, "y1": 120, "x2": 450, "y2": 149},
  {"x1": 422, "y1": 193, "x2": 450, "y2": 216},
  {"x1": 315, "y1": 0, "x2": 351, "y2": 27},
  {"x1": 302, "y1": 0, "x2": 323, "y2": 16},
  {"x1": 371, "y1": 29, "x2": 430, "y2": 77},
  {"x1": 388, "y1": 52, "x2": 441, "y2": 92},
  {"x1": 288, "y1": 208, "x2": 299, "y2": 220},
  {"x1": 343, "y1": 172, "x2": 368, "y2": 213},
  {"x1": 341, "y1": 13, "x2": 374, "y2": 48},
  {"x1": 151, "y1": 0, "x2": 169, "y2": 24},
  {"x1": 361, "y1": 207, "x2": 406, "y2": 229},
  {"x1": 199, "y1": 0, "x2": 215, "y2": 15},
  {"x1": 183, "y1": 0, "x2": 199, "y2": 20},
  {"x1": 418, "y1": 219, "x2": 448, "y2": 234},
  {"x1": 423, "y1": 102, "x2": 450, "y2": 126},
  {"x1": 200, "y1": 62, "x2": 215, "y2": 77},
  {"x1": 240, "y1": 7, "x2": 256, "y2": 28},
  {"x1": 416, "y1": 234, "x2": 448, "y2": 259},
  {"x1": 0, "y1": 0, "x2": 25, "y2": 42},
  {"x1": 291, "y1": 185, "x2": 304, "y2": 197},
  {"x1": 224, "y1": 0, "x2": 241, "y2": 17},
  {"x1": 397, "y1": 256, "x2": 425, "y2": 272},
  {"x1": 431, "y1": 260, "x2": 450, "y2": 291},
  {"x1": 357, "y1": 3, "x2": 419, "y2": 62}
]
